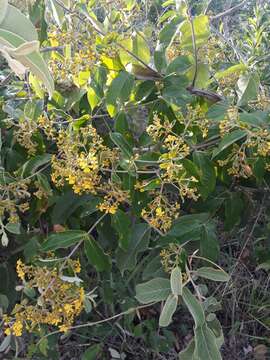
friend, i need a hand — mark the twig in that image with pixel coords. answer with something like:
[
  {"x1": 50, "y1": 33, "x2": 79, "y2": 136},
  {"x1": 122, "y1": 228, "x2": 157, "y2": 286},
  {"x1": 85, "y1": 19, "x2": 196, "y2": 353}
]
[
  {"x1": 40, "y1": 46, "x2": 64, "y2": 53},
  {"x1": 211, "y1": 0, "x2": 249, "y2": 20},
  {"x1": 38, "y1": 302, "x2": 158, "y2": 343}
]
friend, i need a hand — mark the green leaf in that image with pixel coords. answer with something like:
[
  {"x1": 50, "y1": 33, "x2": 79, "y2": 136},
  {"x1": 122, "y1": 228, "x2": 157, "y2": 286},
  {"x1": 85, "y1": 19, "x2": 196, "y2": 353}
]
[
  {"x1": 166, "y1": 55, "x2": 192, "y2": 75},
  {"x1": 42, "y1": 231, "x2": 87, "y2": 252},
  {"x1": 47, "y1": 0, "x2": 70, "y2": 27},
  {"x1": 206, "y1": 102, "x2": 229, "y2": 121},
  {"x1": 110, "y1": 132, "x2": 133, "y2": 158},
  {"x1": 215, "y1": 63, "x2": 246, "y2": 80},
  {"x1": 0, "y1": 335, "x2": 11, "y2": 353},
  {"x1": 187, "y1": 63, "x2": 210, "y2": 88},
  {"x1": 180, "y1": 15, "x2": 210, "y2": 51},
  {"x1": 237, "y1": 72, "x2": 260, "y2": 106},
  {"x1": 178, "y1": 339, "x2": 196, "y2": 360},
  {"x1": 135, "y1": 278, "x2": 171, "y2": 304},
  {"x1": 194, "y1": 324, "x2": 222, "y2": 360},
  {"x1": 159, "y1": 294, "x2": 178, "y2": 327},
  {"x1": 224, "y1": 192, "x2": 244, "y2": 231},
  {"x1": 116, "y1": 223, "x2": 150, "y2": 273},
  {"x1": 87, "y1": 87, "x2": 100, "y2": 110},
  {"x1": 119, "y1": 32, "x2": 150, "y2": 66},
  {"x1": 114, "y1": 112, "x2": 130, "y2": 135},
  {"x1": 170, "y1": 266, "x2": 182, "y2": 296},
  {"x1": 5, "y1": 222, "x2": 20, "y2": 234},
  {"x1": 0, "y1": 5, "x2": 38, "y2": 42},
  {"x1": 0, "y1": 29, "x2": 54, "y2": 97},
  {"x1": 18, "y1": 154, "x2": 51, "y2": 178},
  {"x1": 84, "y1": 236, "x2": 111, "y2": 272},
  {"x1": 82, "y1": 344, "x2": 101, "y2": 360},
  {"x1": 196, "y1": 267, "x2": 229, "y2": 282},
  {"x1": 112, "y1": 209, "x2": 131, "y2": 250},
  {"x1": 212, "y1": 130, "x2": 247, "y2": 159},
  {"x1": 200, "y1": 222, "x2": 219, "y2": 262},
  {"x1": 182, "y1": 287, "x2": 205, "y2": 327},
  {"x1": 159, "y1": 16, "x2": 183, "y2": 46},
  {"x1": 193, "y1": 152, "x2": 216, "y2": 199},
  {"x1": 106, "y1": 71, "x2": 134, "y2": 116},
  {"x1": 0, "y1": 0, "x2": 8, "y2": 25},
  {"x1": 206, "y1": 314, "x2": 224, "y2": 349},
  {"x1": 154, "y1": 44, "x2": 167, "y2": 73},
  {"x1": 168, "y1": 213, "x2": 209, "y2": 242},
  {"x1": 162, "y1": 75, "x2": 192, "y2": 107}
]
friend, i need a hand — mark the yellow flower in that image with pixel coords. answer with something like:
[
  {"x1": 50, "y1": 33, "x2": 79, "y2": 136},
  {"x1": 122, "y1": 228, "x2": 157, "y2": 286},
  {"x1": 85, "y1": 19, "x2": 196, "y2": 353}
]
[
  {"x1": 59, "y1": 324, "x2": 69, "y2": 333},
  {"x1": 16, "y1": 259, "x2": 25, "y2": 280},
  {"x1": 155, "y1": 207, "x2": 164, "y2": 217},
  {"x1": 4, "y1": 328, "x2": 11, "y2": 336},
  {"x1": 64, "y1": 304, "x2": 73, "y2": 315},
  {"x1": 12, "y1": 320, "x2": 23, "y2": 337}
]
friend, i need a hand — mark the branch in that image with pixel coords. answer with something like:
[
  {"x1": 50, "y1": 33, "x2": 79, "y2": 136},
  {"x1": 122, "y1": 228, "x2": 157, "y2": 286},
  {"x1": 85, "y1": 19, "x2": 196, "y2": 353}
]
[
  {"x1": 38, "y1": 302, "x2": 158, "y2": 343},
  {"x1": 211, "y1": 0, "x2": 249, "y2": 20}
]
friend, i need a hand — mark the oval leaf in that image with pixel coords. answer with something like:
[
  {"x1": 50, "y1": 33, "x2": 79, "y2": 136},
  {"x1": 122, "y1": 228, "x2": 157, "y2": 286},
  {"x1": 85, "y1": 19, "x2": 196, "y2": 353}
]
[
  {"x1": 0, "y1": 0, "x2": 8, "y2": 26},
  {"x1": 135, "y1": 278, "x2": 171, "y2": 304},
  {"x1": 170, "y1": 266, "x2": 182, "y2": 296},
  {"x1": 196, "y1": 267, "x2": 230, "y2": 282},
  {"x1": 159, "y1": 294, "x2": 178, "y2": 327},
  {"x1": 42, "y1": 230, "x2": 87, "y2": 252},
  {"x1": 212, "y1": 129, "x2": 247, "y2": 159},
  {"x1": 182, "y1": 287, "x2": 205, "y2": 327},
  {"x1": 84, "y1": 236, "x2": 111, "y2": 272}
]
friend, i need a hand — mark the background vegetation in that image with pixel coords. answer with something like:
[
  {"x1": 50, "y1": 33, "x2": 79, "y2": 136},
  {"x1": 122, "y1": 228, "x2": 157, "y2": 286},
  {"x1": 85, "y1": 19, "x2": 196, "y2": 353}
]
[{"x1": 0, "y1": 0, "x2": 269, "y2": 359}]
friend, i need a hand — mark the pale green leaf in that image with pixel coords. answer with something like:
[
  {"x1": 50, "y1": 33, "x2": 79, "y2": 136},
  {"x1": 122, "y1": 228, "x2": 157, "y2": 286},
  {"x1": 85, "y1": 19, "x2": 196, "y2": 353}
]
[
  {"x1": 159, "y1": 294, "x2": 178, "y2": 327},
  {"x1": 237, "y1": 72, "x2": 260, "y2": 106},
  {"x1": 196, "y1": 267, "x2": 230, "y2": 282},
  {"x1": 170, "y1": 266, "x2": 182, "y2": 296},
  {"x1": 194, "y1": 324, "x2": 222, "y2": 360},
  {"x1": 0, "y1": 29, "x2": 54, "y2": 97},
  {"x1": 0, "y1": 5, "x2": 38, "y2": 41},
  {"x1": 182, "y1": 287, "x2": 205, "y2": 327},
  {"x1": 135, "y1": 278, "x2": 171, "y2": 304},
  {"x1": 0, "y1": 0, "x2": 8, "y2": 26}
]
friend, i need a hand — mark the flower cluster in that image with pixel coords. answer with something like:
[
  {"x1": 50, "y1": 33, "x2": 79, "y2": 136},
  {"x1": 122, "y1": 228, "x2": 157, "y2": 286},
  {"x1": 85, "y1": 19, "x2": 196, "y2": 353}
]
[
  {"x1": 97, "y1": 181, "x2": 129, "y2": 215},
  {"x1": 160, "y1": 243, "x2": 187, "y2": 273},
  {"x1": 51, "y1": 122, "x2": 113, "y2": 193},
  {"x1": 141, "y1": 194, "x2": 180, "y2": 233},
  {"x1": 14, "y1": 119, "x2": 38, "y2": 155},
  {"x1": 4, "y1": 259, "x2": 85, "y2": 336},
  {"x1": 0, "y1": 179, "x2": 30, "y2": 224},
  {"x1": 48, "y1": 25, "x2": 97, "y2": 85}
]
